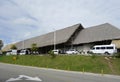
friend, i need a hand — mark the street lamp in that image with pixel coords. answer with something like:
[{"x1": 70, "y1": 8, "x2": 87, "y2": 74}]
[
  {"x1": 22, "y1": 40, "x2": 25, "y2": 49},
  {"x1": 53, "y1": 28, "x2": 56, "y2": 50}
]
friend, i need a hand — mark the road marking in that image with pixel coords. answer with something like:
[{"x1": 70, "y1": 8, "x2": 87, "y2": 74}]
[{"x1": 6, "y1": 75, "x2": 42, "y2": 82}]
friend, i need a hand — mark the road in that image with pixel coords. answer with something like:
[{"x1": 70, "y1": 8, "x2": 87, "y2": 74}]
[{"x1": 0, "y1": 63, "x2": 120, "y2": 82}]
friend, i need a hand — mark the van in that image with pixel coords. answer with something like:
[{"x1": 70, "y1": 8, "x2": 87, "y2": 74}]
[{"x1": 89, "y1": 44, "x2": 117, "y2": 55}]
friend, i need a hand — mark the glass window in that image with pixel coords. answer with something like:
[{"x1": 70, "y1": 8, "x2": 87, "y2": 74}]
[
  {"x1": 92, "y1": 47, "x2": 95, "y2": 50},
  {"x1": 101, "y1": 47, "x2": 105, "y2": 49},
  {"x1": 106, "y1": 47, "x2": 113, "y2": 49},
  {"x1": 96, "y1": 47, "x2": 100, "y2": 49}
]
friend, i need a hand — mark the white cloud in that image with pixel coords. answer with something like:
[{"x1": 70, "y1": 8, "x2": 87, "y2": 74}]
[
  {"x1": 12, "y1": 17, "x2": 37, "y2": 25},
  {"x1": 0, "y1": 0, "x2": 120, "y2": 45}
]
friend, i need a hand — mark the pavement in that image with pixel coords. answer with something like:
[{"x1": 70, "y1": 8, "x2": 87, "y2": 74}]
[{"x1": 0, "y1": 63, "x2": 120, "y2": 82}]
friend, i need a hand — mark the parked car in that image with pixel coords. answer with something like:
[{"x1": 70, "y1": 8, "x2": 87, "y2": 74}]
[
  {"x1": 19, "y1": 50, "x2": 30, "y2": 55},
  {"x1": 52, "y1": 49, "x2": 61, "y2": 55},
  {"x1": 66, "y1": 49, "x2": 79, "y2": 54},
  {"x1": 6, "y1": 51, "x2": 12, "y2": 56},
  {"x1": 11, "y1": 50, "x2": 17, "y2": 55},
  {"x1": 6, "y1": 50, "x2": 18, "y2": 56},
  {"x1": 89, "y1": 44, "x2": 117, "y2": 55}
]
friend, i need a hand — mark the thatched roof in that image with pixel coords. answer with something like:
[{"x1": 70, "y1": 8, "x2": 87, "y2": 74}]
[
  {"x1": 15, "y1": 24, "x2": 83, "y2": 50},
  {"x1": 73, "y1": 23, "x2": 120, "y2": 45},
  {"x1": 3, "y1": 23, "x2": 120, "y2": 51},
  {"x1": 2, "y1": 44, "x2": 14, "y2": 51}
]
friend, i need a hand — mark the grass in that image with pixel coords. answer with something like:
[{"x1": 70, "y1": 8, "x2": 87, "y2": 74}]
[{"x1": 0, "y1": 55, "x2": 120, "y2": 75}]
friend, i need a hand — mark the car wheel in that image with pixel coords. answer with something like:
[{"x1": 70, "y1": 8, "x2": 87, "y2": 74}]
[{"x1": 104, "y1": 52, "x2": 110, "y2": 55}]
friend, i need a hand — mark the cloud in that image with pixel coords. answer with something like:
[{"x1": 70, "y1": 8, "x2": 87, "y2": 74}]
[
  {"x1": 0, "y1": 0, "x2": 120, "y2": 45},
  {"x1": 12, "y1": 17, "x2": 38, "y2": 26},
  {"x1": 0, "y1": 0, "x2": 41, "y2": 44}
]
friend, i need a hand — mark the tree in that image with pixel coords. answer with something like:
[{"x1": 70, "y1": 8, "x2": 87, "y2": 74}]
[
  {"x1": 10, "y1": 44, "x2": 17, "y2": 50},
  {"x1": 48, "y1": 50, "x2": 56, "y2": 59},
  {"x1": 0, "y1": 40, "x2": 3, "y2": 50},
  {"x1": 31, "y1": 43, "x2": 38, "y2": 54}
]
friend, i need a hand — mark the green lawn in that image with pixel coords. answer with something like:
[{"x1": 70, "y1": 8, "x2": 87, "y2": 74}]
[{"x1": 0, "y1": 55, "x2": 120, "y2": 75}]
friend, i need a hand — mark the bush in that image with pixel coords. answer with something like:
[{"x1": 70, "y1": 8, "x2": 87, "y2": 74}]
[
  {"x1": 115, "y1": 53, "x2": 120, "y2": 58},
  {"x1": 48, "y1": 50, "x2": 56, "y2": 58},
  {"x1": 87, "y1": 51, "x2": 93, "y2": 54},
  {"x1": 2, "y1": 51, "x2": 6, "y2": 55}
]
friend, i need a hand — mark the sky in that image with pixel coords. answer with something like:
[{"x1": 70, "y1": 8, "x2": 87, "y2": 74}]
[{"x1": 0, "y1": 0, "x2": 120, "y2": 46}]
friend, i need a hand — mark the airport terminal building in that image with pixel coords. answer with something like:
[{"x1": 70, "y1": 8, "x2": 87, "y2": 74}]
[{"x1": 3, "y1": 23, "x2": 120, "y2": 54}]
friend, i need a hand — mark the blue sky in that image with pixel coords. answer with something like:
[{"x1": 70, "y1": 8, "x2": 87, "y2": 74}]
[{"x1": 0, "y1": 0, "x2": 120, "y2": 46}]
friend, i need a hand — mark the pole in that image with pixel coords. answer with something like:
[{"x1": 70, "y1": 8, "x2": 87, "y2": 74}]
[
  {"x1": 71, "y1": 37, "x2": 73, "y2": 49},
  {"x1": 53, "y1": 28, "x2": 56, "y2": 50},
  {"x1": 23, "y1": 40, "x2": 25, "y2": 49}
]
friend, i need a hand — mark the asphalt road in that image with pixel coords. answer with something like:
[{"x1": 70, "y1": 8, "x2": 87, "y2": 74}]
[{"x1": 0, "y1": 63, "x2": 120, "y2": 82}]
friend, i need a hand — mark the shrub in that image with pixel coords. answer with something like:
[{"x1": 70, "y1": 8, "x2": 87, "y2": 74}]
[
  {"x1": 48, "y1": 50, "x2": 56, "y2": 58},
  {"x1": 115, "y1": 53, "x2": 120, "y2": 58},
  {"x1": 31, "y1": 43, "x2": 38, "y2": 54}
]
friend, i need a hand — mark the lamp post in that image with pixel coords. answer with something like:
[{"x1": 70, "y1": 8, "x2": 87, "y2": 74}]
[
  {"x1": 23, "y1": 40, "x2": 25, "y2": 49},
  {"x1": 71, "y1": 37, "x2": 73, "y2": 49},
  {"x1": 53, "y1": 28, "x2": 56, "y2": 50}
]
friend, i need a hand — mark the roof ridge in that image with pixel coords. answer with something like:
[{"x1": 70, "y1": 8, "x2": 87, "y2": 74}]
[{"x1": 86, "y1": 23, "x2": 110, "y2": 28}]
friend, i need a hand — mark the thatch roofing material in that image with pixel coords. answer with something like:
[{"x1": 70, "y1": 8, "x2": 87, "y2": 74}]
[
  {"x1": 2, "y1": 44, "x2": 13, "y2": 51},
  {"x1": 3, "y1": 23, "x2": 120, "y2": 51},
  {"x1": 16, "y1": 24, "x2": 82, "y2": 50},
  {"x1": 73, "y1": 23, "x2": 120, "y2": 44}
]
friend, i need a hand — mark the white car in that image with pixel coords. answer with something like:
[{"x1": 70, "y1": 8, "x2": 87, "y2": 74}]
[
  {"x1": 19, "y1": 50, "x2": 30, "y2": 55},
  {"x1": 66, "y1": 49, "x2": 79, "y2": 54},
  {"x1": 11, "y1": 50, "x2": 17, "y2": 55},
  {"x1": 6, "y1": 52, "x2": 11, "y2": 56},
  {"x1": 52, "y1": 49, "x2": 60, "y2": 55},
  {"x1": 19, "y1": 50, "x2": 27, "y2": 55}
]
